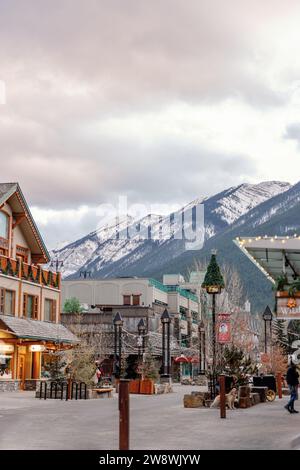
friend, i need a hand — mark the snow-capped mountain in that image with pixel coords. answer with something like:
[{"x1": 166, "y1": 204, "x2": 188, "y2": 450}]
[
  {"x1": 51, "y1": 181, "x2": 291, "y2": 278},
  {"x1": 203, "y1": 180, "x2": 290, "y2": 234}
]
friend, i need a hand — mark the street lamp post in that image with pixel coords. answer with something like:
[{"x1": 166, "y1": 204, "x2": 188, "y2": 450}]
[
  {"x1": 202, "y1": 251, "x2": 225, "y2": 398},
  {"x1": 161, "y1": 309, "x2": 171, "y2": 379},
  {"x1": 113, "y1": 312, "x2": 123, "y2": 379},
  {"x1": 262, "y1": 306, "x2": 273, "y2": 353},
  {"x1": 198, "y1": 320, "x2": 205, "y2": 374},
  {"x1": 137, "y1": 318, "x2": 146, "y2": 358}
]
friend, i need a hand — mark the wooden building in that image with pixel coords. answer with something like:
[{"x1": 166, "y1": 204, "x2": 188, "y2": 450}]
[{"x1": 0, "y1": 183, "x2": 76, "y2": 391}]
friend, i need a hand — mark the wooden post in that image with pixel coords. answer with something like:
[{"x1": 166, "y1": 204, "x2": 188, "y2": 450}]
[
  {"x1": 219, "y1": 374, "x2": 226, "y2": 419},
  {"x1": 119, "y1": 379, "x2": 130, "y2": 450},
  {"x1": 32, "y1": 352, "x2": 40, "y2": 379},
  {"x1": 68, "y1": 376, "x2": 72, "y2": 400},
  {"x1": 277, "y1": 373, "x2": 282, "y2": 399}
]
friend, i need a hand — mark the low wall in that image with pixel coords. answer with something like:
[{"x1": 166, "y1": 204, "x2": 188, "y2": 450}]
[{"x1": 0, "y1": 380, "x2": 21, "y2": 392}]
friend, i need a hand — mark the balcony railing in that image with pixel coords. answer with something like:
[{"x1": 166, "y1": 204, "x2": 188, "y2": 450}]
[
  {"x1": 149, "y1": 278, "x2": 199, "y2": 303},
  {"x1": 0, "y1": 255, "x2": 60, "y2": 290}
]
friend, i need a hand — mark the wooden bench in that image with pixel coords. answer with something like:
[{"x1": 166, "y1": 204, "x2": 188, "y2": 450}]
[{"x1": 91, "y1": 388, "x2": 113, "y2": 399}]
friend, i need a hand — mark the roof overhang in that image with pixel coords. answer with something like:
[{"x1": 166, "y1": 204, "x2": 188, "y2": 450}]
[
  {"x1": 0, "y1": 315, "x2": 78, "y2": 344},
  {"x1": 234, "y1": 236, "x2": 300, "y2": 284},
  {"x1": 0, "y1": 183, "x2": 50, "y2": 263}
]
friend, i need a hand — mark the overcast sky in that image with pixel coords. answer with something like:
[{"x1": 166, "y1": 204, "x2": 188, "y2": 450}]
[{"x1": 1, "y1": 0, "x2": 300, "y2": 248}]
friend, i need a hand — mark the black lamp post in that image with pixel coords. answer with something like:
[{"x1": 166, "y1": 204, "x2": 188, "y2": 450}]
[
  {"x1": 113, "y1": 312, "x2": 123, "y2": 378},
  {"x1": 202, "y1": 251, "x2": 224, "y2": 397},
  {"x1": 161, "y1": 309, "x2": 171, "y2": 378},
  {"x1": 198, "y1": 320, "x2": 206, "y2": 374},
  {"x1": 137, "y1": 318, "x2": 146, "y2": 358},
  {"x1": 262, "y1": 306, "x2": 273, "y2": 353}
]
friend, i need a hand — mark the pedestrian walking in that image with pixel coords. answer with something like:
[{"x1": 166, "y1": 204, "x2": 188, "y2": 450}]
[
  {"x1": 96, "y1": 366, "x2": 102, "y2": 384},
  {"x1": 285, "y1": 362, "x2": 299, "y2": 414}
]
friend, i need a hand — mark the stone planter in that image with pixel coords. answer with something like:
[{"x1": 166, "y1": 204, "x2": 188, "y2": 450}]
[
  {"x1": 184, "y1": 394, "x2": 203, "y2": 408},
  {"x1": 0, "y1": 380, "x2": 21, "y2": 392},
  {"x1": 183, "y1": 391, "x2": 209, "y2": 408}
]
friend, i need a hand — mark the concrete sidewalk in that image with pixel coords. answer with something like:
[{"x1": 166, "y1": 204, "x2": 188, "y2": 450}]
[{"x1": 0, "y1": 385, "x2": 299, "y2": 450}]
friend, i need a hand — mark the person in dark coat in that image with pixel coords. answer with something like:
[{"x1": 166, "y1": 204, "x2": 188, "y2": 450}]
[{"x1": 285, "y1": 363, "x2": 299, "y2": 414}]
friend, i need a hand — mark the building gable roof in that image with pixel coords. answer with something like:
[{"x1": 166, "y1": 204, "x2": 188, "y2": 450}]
[{"x1": 0, "y1": 182, "x2": 50, "y2": 263}]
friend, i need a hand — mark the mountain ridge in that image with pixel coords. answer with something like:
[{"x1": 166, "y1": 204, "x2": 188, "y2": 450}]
[{"x1": 52, "y1": 180, "x2": 291, "y2": 283}]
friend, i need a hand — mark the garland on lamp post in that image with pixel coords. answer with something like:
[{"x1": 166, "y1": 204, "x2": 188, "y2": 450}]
[{"x1": 202, "y1": 251, "x2": 225, "y2": 398}]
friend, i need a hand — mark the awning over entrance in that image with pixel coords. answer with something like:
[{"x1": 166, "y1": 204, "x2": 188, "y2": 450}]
[
  {"x1": 0, "y1": 315, "x2": 78, "y2": 344},
  {"x1": 234, "y1": 236, "x2": 300, "y2": 284}
]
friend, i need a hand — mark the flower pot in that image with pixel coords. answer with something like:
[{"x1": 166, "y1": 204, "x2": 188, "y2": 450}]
[{"x1": 139, "y1": 379, "x2": 155, "y2": 394}]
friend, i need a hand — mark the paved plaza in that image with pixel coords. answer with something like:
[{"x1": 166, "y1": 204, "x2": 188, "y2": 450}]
[{"x1": 0, "y1": 385, "x2": 299, "y2": 450}]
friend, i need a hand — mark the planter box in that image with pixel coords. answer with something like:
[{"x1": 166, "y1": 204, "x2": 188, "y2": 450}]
[
  {"x1": 129, "y1": 379, "x2": 140, "y2": 394},
  {"x1": 140, "y1": 379, "x2": 155, "y2": 395},
  {"x1": 276, "y1": 291, "x2": 300, "y2": 298}
]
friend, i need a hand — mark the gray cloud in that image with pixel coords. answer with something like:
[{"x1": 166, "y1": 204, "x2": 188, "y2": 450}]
[
  {"x1": 284, "y1": 123, "x2": 300, "y2": 147},
  {"x1": 0, "y1": 0, "x2": 298, "y2": 245}
]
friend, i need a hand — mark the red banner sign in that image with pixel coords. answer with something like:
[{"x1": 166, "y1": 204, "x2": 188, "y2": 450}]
[{"x1": 217, "y1": 313, "x2": 231, "y2": 343}]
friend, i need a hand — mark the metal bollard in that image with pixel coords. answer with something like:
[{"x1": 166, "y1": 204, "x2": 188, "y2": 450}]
[
  {"x1": 39, "y1": 381, "x2": 47, "y2": 400},
  {"x1": 72, "y1": 381, "x2": 79, "y2": 400}
]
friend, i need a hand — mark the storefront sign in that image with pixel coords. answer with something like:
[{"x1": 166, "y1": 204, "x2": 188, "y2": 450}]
[
  {"x1": 217, "y1": 313, "x2": 231, "y2": 343},
  {"x1": 0, "y1": 344, "x2": 14, "y2": 353},
  {"x1": 276, "y1": 297, "x2": 300, "y2": 319},
  {"x1": 29, "y1": 345, "x2": 46, "y2": 352}
]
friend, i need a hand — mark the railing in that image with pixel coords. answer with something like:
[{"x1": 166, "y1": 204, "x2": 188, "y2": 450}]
[
  {"x1": 149, "y1": 278, "x2": 169, "y2": 293},
  {"x1": 0, "y1": 254, "x2": 60, "y2": 290},
  {"x1": 149, "y1": 278, "x2": 199, "y2": 302},
  {"x1": 39, "y1": 380, "x2": 88, "y2": 400}
]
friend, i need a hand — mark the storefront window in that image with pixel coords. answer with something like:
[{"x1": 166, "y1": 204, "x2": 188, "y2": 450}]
[{"x1": 0, "y1": 354, "x2": 13, "y2": 379}]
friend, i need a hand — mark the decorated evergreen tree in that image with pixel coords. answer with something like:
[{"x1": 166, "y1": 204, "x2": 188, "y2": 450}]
[
  {"x1": 45, "y1": 351, "x2": 67, "y2": 381},
  {"x1": 273, "y1": 319, "x2": 290, "y2": 354},
  {"x1": 218, "y1": 345, "x2": 257, "y2": 385},
  {"x1": 287, "y1": 320, "x2": 300, "y2": 353},
  {"x1": 140, "y1": 346, "x2": 160, "y2": 381},
  {"x1": 202, "y1": 253, "x2": 225, "y2": 292}
]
